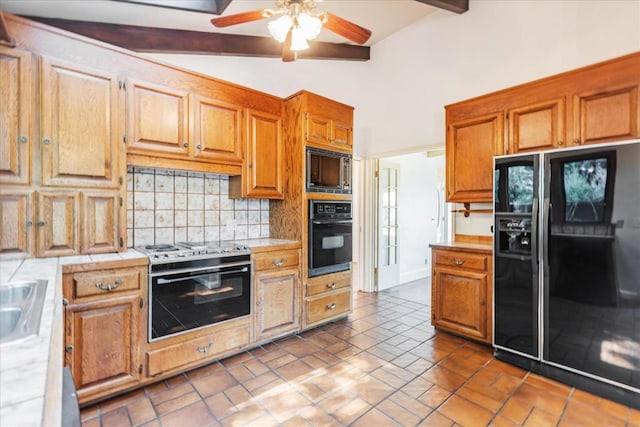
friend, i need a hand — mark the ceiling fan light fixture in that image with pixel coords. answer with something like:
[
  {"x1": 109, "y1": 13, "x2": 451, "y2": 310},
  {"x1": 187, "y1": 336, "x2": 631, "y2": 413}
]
[
  {"x1": 290, "y1": 26, "x2": 310, "y2": 51},
  {"x1": 268, "y1": 14, "x2": 292, "y2": 42},
  {"x1": 297, "y1": 12, "x2": 322, "y2": 40}
]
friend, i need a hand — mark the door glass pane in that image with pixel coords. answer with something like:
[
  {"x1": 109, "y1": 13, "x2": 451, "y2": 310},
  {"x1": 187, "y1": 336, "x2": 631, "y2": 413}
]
[
  {"x1": 563, "y1": 158, "x2": 608, "y2": 222},
  {"x1": 508, "y1": 165, "x2": 534, "y2": 212}
]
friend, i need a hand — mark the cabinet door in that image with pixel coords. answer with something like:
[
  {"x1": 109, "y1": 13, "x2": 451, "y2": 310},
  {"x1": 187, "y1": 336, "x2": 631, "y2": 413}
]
[
  {"x1": 244, "y1": 109, "x2": 283, "y2": 198},
  {"x1": 432, "y1": 266, "x2": 488, "y2": 341},
  {"x1": 0, "y1": 190, "x2": 34, "y2": 255},
  {"x1": 332, "y1": 119, "x2": 352, "y2": 150},
  {"x1": 508, "y1": 98, "x2": 565, "y2": 154},
  {"x1": 0, "y1": 47, "x2": 31, "y2": 185},
  {"x1": 572, "y1": 85, "x2": 639, "y2": 146},
  {"x1": 40, "y1": 57, "x2": 120, "y2": 188},
  {"x1": 65, "y1": 294, "x2": 141, "y2": 403},
  {"x1": 254, "y1": 268, "x2": 299, "y2": 341},
  {"x1": 192, "y1": 95, "x2": 242, "y2": 164},
  {"x1": 127, "y1": 79, "x2": 190, "y2": 157},
  {"x1": 81, "y1": 191, "x2": 121, "y2": 254},
  {"x1": 37, "y1": 191, "x2": 79, "y2": 257},
  {"x1": 446, "y1": 112, "x2": 504, "y2": 202},
  {"x1": 306, "y1": 113, "x2": 332, "y2": 147}
]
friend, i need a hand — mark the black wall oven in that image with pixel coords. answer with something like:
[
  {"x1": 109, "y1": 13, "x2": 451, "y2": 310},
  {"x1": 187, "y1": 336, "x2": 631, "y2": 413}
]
[
  {"x1": 148, "y1": 254, "x2": 251, "y2": 341},
  {"x1": 309, "y1": 201, "x2": 353, "y2": 277}
]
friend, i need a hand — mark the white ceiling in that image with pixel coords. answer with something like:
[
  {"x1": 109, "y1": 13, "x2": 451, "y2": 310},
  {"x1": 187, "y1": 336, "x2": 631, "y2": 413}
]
[{"x1": 1, "y1": 0, "x2": 439, "y2": 46}]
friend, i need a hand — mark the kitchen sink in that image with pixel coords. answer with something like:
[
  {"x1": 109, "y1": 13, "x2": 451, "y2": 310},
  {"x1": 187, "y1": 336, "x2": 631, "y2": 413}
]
[{"x1": 0, "y1": 280, "x2": 48, "y2": 344}]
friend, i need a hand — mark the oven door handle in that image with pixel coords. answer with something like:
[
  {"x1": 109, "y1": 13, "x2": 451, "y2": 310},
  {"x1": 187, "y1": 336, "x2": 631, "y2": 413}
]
[
  {"x1": 150, "y1": 261, "x2": 250, "y2": 278},
  {"x1": 155, "y1": 267, "x2": 249, "y2": 285},
  {"x1": 312, "y1": 220, "x2": 353, "y2": 225}
]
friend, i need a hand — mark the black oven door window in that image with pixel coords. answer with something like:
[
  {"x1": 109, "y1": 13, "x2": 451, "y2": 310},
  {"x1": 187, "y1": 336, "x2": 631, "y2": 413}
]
[
  {"x1": 310, "y1": 221, "x2": 352, "y2": 276},
  {"x1": 150, "y1": 265, "x2": 250, "y2": 340}
]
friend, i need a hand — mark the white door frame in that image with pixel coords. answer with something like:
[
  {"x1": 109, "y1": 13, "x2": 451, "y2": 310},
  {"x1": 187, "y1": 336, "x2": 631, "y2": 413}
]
[{"x1": 357, "y1": 144, "x2": 449, "y2": 293}]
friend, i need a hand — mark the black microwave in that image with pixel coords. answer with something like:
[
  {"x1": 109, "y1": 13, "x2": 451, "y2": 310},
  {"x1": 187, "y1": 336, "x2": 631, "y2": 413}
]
[{"x1": 306, "y1": 147, "x2": 352, "y2": 194}]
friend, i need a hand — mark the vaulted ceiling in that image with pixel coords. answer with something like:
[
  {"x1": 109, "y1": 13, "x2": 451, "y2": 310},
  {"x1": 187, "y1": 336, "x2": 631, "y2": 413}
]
[{"x1": 1, "y1": 0, "x2": 468, "y2": 61}]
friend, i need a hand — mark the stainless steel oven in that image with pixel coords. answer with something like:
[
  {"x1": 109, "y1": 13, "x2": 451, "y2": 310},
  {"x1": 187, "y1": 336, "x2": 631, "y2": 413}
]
[
  {"x1": 308, "y1": 201, "x2": 353, "y2": 277},
  {"x1": 137, "y1": 242, "x2": 251, "y2": 342}
]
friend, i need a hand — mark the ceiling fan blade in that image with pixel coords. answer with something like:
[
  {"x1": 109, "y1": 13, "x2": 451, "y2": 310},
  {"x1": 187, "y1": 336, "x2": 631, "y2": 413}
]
[
  {"x1": 323, "y1": 12, "x2": 372, "y2": 45},
  {"x1": 210, "y1": 10, "x2": 266, "y2": 28},
  {"x1": 282, "y1": 29, "x2": 296, "y2": 62}
]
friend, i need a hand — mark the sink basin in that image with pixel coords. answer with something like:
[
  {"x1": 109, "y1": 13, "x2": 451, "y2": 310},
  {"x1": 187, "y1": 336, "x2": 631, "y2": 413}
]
[{"x1": 0, "y1": 280, "x2": 48, "y2": 344}]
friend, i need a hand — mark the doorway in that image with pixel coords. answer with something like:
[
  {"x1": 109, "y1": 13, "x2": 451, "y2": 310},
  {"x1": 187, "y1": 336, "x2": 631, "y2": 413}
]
[{"x1": 372, "y1": 149, "x2": 449, "y2": 293}]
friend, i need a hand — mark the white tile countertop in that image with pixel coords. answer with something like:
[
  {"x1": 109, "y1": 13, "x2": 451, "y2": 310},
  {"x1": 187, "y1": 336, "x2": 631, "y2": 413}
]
[{"x1": 0, "y1": 250, "x2": 147, "y2": 427}]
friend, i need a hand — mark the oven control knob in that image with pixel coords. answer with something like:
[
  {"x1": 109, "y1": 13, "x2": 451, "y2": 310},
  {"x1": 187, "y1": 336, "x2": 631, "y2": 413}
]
[{"x1": 177, "y1": 253, "x2": 185, "y2": 257}]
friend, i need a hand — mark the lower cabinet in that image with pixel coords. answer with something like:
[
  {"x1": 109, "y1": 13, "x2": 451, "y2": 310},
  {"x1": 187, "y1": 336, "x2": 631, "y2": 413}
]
[
  {"x1": 303, "y1": 270, "x2": 352, "y2": 329},
  {"x1": 431, "y1": 247, "x2": 493, "y2": 344},
  {"x1": 252, "y1": 249, "x2": 301, "y2": 342},
  {"x1": 63, "y1": 263, "x2": 147, "y2": 405}
]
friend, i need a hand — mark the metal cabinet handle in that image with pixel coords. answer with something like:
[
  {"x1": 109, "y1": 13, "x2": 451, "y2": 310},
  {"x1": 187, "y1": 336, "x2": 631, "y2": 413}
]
[
  {"x1": 326, "y1": 303, "x2": 337, "y2": 310},
  {"x1": 20, "y1": 136, "x2": 28, "y2": 143},
  {"x1": 37, "y1": 220, "x2": 45, "y2": 227},
  {"x1": 65, "y1": 345, "x2": 73, "y2": 353},
  {"x1": 326, "y1": 283, "x2": 336, "y2": 289},
  {"x1": 573, "y1": 138, "x2": 582, "y2": 145},
  {"x1": 451, "y1": 258, "x2": 466, "y2": 266},
  {"x1": 26, "y1": 220, "x2": 33, "y2": 227},
  {"x1": 196, "y1": 144, "x2": 202, "y2": 150},
  {"x1": 96, "y1": 279, "x2": 122, "y2": 291},
  {"x1": 183, "y1": 142, "x2": 189, "y2": 148},
  {"x1": 195, "y1": 343, "x2": 213, "y2": 353},
  {"x1": 558, "y1": 140, "x2": 563, "y2": 146},
  {"x1": 480, "y1": 299, "x2": 485, "y2": 306},
  {"x1": 42, "y1": 138, "x2": 51, "y2": 145},
  {"x1": 272, "y1": 259, "x2": 285, "y2": 267}
]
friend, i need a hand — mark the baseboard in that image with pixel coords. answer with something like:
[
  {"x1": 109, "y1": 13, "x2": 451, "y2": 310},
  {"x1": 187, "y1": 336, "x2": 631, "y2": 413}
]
[{"x1": 399, "y1": 268, "x2": 429, "y2": 284}]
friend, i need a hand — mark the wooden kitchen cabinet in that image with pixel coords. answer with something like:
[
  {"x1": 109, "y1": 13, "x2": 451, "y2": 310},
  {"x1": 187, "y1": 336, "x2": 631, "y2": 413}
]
[
  {"x1": 303, "y1": 92, "x2": 353, "y2": 153},
  {"x1": 507, "y1": 97, "x2": 566, "y2": 154},
  {"x1": 431, "y1": 247, "x2": 492, "y2": 343},
  {"x1": 571, "y1": 84, "x2": 639, "y2": 146},
  {"x1": 0, "y1": 46, "x2": 32, "y2": 186},
  {"x1": 252, "y1": 249, "x2": 301, "y2": 342},
  {"x1": 304, "y1": 270, "x2": 352, "y2": 329},
  {"x1": 192, "y1": 94, "x2": 243, "y2": 164},
  {"x1": 230, "y1": 108, "x2": 283, "y2": 199},
  {"x1": 40, "y1": 56, "x2": 121, "y2": 189},
  {"x1": 37, "y1": 190, "x2": 79, "y2": 257},
  {"x1": 81, "y1": 191, "x2": 122, "y2": 254},
  {"x1": 63, "y1": 263, "x2": 147, "y2": 405},
  {"x1": 446, "y1": 112, "x2": 504, "y2": 202},
  {"x1": 0, "y1": 189, "x2": 34, "y2": 255},
  {"x1": 126, "y1": 78, "x2": 190, "y2": 158}
]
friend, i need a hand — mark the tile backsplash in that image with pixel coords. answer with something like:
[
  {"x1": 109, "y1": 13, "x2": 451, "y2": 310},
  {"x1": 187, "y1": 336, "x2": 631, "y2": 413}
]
[{"x1": 127, "y1": 167, "x2": 269, "y2": 247}]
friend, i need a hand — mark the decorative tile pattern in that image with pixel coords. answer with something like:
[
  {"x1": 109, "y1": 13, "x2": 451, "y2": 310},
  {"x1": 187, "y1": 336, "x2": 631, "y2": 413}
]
[
  {"x1": 81, "y1": 285, "x2": 639, "y2": 426},
  {"x1": 126, "y1": 167, "x2": 269, "y2": 247}
]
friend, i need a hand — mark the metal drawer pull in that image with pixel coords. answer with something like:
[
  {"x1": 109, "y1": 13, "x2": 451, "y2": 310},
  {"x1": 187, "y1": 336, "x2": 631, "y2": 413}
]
[
  {"x1": 96, "y1": 279, "x2": 122, "y2": 291},
  {"x1": 452, "y1": 258, "x2": 466, "y2": 266},
  {"x1": 326, "y1": 303, "x2": 337, "y2": 310},
  {"x1": 196, "y1": 343, "x2": 213, "y2": 353},
  {"x1": 272, "y1": 259, "x2": 285, "y2": 267},
  {"x1": 326, "y1": 283, "x2": 336, "y2": 289}
]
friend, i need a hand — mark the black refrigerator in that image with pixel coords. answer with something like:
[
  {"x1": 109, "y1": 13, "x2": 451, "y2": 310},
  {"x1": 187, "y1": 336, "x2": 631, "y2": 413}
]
[{"x1": 493, "y1": 139, "x2": 640, "y2": 408}]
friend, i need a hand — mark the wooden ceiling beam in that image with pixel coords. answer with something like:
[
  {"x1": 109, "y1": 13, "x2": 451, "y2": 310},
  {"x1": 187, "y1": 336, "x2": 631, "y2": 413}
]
[
  {"x1": 111, "y1": 0, "x2": 233, "y2": 15},
  {"x1": 415, "y1": 0, "x2": 468, "y2": 14},
  {"x1": 24, "y1": 17, "x2": 370, "y2": 61}
]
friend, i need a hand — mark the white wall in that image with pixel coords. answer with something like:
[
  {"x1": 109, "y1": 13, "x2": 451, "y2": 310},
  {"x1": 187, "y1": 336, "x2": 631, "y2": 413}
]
[
  {"x1": 385, "y1": 152, "x2": 445, "y2": 284},
  {"x1": 144, "y1": 0, "x2": 640, "y2": 237}
]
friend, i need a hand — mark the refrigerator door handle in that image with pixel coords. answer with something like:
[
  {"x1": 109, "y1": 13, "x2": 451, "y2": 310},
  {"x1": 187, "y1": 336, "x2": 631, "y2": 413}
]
[
  {"x1": 542, "y1": 198, "x2": 550, "y2": 269},
  {"x1": 531, "y1": 197, "x2": 539, "y2": 269}
]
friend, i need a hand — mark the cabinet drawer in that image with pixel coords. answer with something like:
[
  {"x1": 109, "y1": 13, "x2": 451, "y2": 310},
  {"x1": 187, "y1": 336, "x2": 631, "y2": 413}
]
[
  {"x1": 147, "y1": 324, "x2": 250, "y2": 376},
  {"x1": 73, "y1": 268, "x2": 141, "y2": 299},
  {"x1": 253, "y1": 250, "x2": 299, "y2": 271},
  {"x1": 307, "y1": 272, "x2": 351, "y2": 297},
  {"x1": 434, "y1": 250, "x2": 488, "y2": 271},
  {"x1": 306, "y1": 288, "x2": 351, "y2": 325}
]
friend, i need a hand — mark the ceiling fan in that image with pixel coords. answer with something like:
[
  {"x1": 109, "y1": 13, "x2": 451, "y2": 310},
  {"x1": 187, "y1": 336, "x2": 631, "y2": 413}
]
[{"x1": 211, "y1": 0, "x2": 372, "y2": 62}]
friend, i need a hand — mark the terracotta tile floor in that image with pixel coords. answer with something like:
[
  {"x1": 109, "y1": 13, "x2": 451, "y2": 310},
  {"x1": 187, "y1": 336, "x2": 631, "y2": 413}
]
[{"x1": 81, "y1": 289, "x2": 640, "y2": 426}]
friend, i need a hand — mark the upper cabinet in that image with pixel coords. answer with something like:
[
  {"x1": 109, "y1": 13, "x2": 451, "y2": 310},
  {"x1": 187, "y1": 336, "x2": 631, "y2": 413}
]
[
  {"x1": 303, "y1": 92, "x2": 353, "y2": 153},
  {"x1": 126, "y1": 78, "x2": 190, "y2": 158},
  {"x1": 40, "y1": 57, "x2": 121, "y2": 189},
  {"x1": 192, "y1": 95, "x2": 243, "y2": 164},
  {"x1": 446, "y1": 112, "x2": 504, "y2": 203},
  {"x1": 230, "y1": 108, "x2": 283, "y2": 199},
  {"x1": 0, "y1": 47, "x2": 32, "y2": 186},
  {"x1": 445, "y1": 52, "x2": 640, "y2": 203}
]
